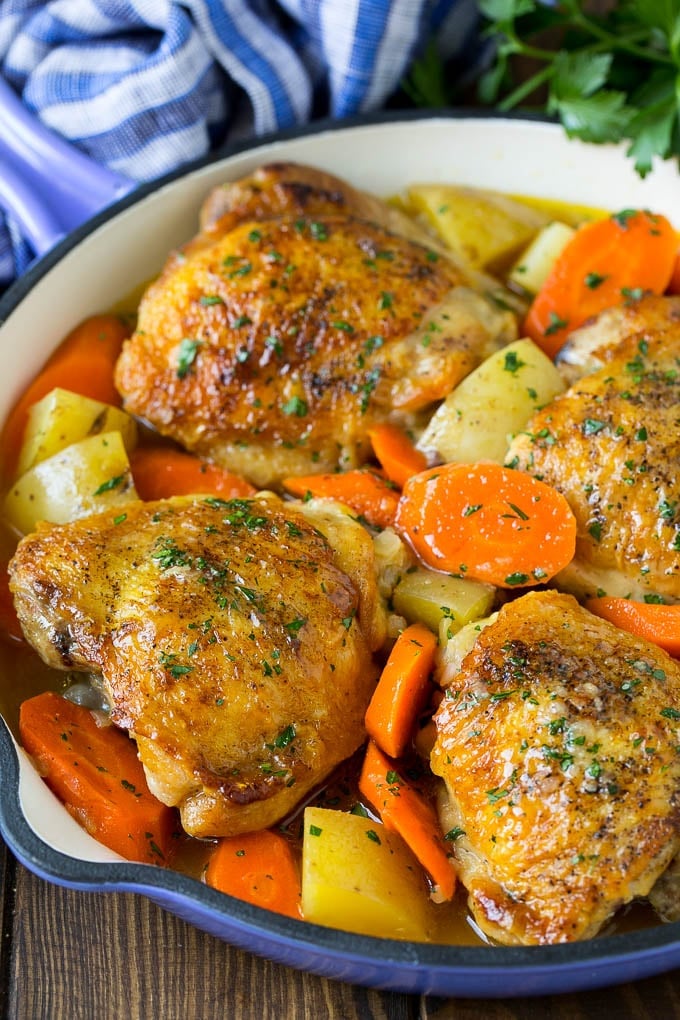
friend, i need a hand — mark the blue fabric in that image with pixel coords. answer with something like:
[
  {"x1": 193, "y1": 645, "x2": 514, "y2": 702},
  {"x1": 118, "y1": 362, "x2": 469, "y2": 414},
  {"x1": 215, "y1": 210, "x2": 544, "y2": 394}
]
[{"x1": 0, "y1": 0, "x2": 478, "y2": 290}]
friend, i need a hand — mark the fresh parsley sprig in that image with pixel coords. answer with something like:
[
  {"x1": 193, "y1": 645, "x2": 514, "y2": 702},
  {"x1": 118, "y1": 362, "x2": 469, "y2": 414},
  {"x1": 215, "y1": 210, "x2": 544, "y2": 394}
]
[{"x1": 477, "y1": 0, "x2": 680, "y2": 177}]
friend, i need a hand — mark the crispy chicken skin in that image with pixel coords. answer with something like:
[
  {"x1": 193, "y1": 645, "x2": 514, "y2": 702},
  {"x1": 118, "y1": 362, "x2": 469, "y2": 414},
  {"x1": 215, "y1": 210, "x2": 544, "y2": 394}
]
[
  {"x1": 431, "y1": 590, "x2": 680, "y2": 945},
  {"x1": 115, "y1": 163, "x2": 515, "y2": 488},
  {"x1": 9, "y1": 495, "x2": 382, "y2": 837},
  {"x1": 196, "y1": 161, "x2": 441, "y2": 248},
  {"x1": 557, "y1": 294, "x2": 680, "y2": 385},
  {"x1": 506, "y1": 301, "x2": 680, "y2": 601}
]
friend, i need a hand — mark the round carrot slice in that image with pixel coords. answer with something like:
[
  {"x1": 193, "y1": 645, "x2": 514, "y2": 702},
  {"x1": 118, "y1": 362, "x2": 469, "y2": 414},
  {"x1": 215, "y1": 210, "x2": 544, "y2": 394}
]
[{"x1": 395, "y1": 461, "x2": 577, "y2": 588}]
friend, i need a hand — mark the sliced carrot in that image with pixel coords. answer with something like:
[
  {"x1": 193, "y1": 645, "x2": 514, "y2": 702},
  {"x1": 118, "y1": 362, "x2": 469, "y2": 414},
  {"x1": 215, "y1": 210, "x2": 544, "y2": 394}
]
[
  {"x1": 524, "y1": 210, "x2": 678, "y2": 359},
  {"x1": 368, "y1": 424, "x2": 428, "y2": 489},
  {"x1": 586, "y1": 597, "x2": 680, "y2": 658},
  {"x1": 282, "y1": 469, "x2": 400, "y2": 529},
  {"x1": 359, "y1": 740, "x2": 456, "y2": 901},
  {"x1": 129, "y1": 447, "x2": 256, "y2": 501},
  {"x1": 1, "y1": 314, "x2": 130, "y2": 478},
  {"x1": 205, "y1": 829, "x2": 302, "y2": 918},
  {"x1": 19, "y1": 691, "x2": 175, "y2": 865},
  {"x1": 364, "y1": 623, "x2": 437, "y2": 759},
  {"x1": 395, "y1": 461, "x2": 576, "y2": 589},
  {"x1": 0, "y1": 561, "x2": 24, "y2": 644}
]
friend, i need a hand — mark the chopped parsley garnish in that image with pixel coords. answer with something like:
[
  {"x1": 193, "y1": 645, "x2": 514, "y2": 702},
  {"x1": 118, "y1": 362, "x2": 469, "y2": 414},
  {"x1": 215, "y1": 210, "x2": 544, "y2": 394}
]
[
  {"x1": 584, "y1": 272, "x2": 607, "y2": 289},
  {"x1": 176, "y1": 338, "x2": 202, "y2": 379},
  {"x1": 93, "y1": 474, "x2": 126, "y2": 496},
  {"x1": 544, "y1": 312, "x2": 569, "y2": 336},
  {"x1": 281, "y1": 395, "x2": 308, "y2": 417},
  {"x1": 504, "y1": 572, "x2": 529, "y2": 586},
  {"x1": 503, "y1": 350, "x2": 525, "y2": 373}
]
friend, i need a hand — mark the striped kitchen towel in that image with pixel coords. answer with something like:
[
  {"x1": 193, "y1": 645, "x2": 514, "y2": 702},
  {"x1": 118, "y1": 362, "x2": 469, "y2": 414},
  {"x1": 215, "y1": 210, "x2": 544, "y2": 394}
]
[{"x1": 0, "y1": 0, "x2": 479, "y2": 289}]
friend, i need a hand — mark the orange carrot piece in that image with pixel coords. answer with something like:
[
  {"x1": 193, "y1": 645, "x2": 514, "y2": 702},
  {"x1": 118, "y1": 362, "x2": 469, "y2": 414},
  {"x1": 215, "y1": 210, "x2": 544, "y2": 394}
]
[
  {"x1": 395, "y1": 461, "x2": 576, "y2": 588},
  {"x1": 359, "y1": 740, "x2": 456, "y2": 901},
  {"x1": 586, "y1": 597, "x2": 680, "y2": 658},
  {"x1": 19, "y1": 691, "x2": 175, "y2": 865},
  {"x1": 364, "y1": 623, "x2": 437, "y2": 758},
  {"x1": 524, "y1": 210, "x2": 678, "y2": 359},
  {"x1": 1, "y1": 314, "x2": 130, "y2": 477},
  {"x1": 205, "y1": 829, "x2": 302, "y2": 918},
  {"x1": 129, "y1": 446, "x2": 256, "y2": 501},
  {"x1": 368, "y1": 424, "x2": 427, "y2": 489},
  {"x1": 0, "y1": 562, "x2": 24, "y2": 644},
  {"x1": 282, "y1": 469, "x2": 400, "y2": 529}
]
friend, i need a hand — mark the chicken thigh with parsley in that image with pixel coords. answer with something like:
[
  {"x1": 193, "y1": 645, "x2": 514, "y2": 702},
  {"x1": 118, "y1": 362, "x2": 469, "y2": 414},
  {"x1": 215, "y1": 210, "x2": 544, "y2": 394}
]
[
  {"x1": 506, "y1": 296, "x2": 680, "y2": 601},
  {"x1": 431, "y1": 589, "x2": 680, "y2": 945},
  {"x1": 114, "y1": 163, "x2": 516, "y2": 488},
  {"x1": 9, "y1": 494, "x2": 384, "y2": 837}
]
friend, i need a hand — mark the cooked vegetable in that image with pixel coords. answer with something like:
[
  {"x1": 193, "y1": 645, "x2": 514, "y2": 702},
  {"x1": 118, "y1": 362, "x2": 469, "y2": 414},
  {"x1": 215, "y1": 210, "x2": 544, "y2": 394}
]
[
  {"x1": 407, "y1": 184, "x2": 548, "y2": 270},
  {"x1": 395, "y1": 461, "x2": 576, "y2": 588},
  {"x1": 417, "y1": 338, "x2": 565, "y2": 465},
  {"x1": 437, "y1": 612, "x2": 498, "y2": 683},
  {"x1": 17, "y1": 388, "x2": 138, "y2": 477},
  {"x1": 301, "y1": 805, "x2": 431, "y2": 940},
  {"x1": 524, "y1": 210, "x2": 678, "y2": 358},
  {"x1": 19, "y1": 691, "x2": 175, "y2": 864},
  {"x1": 368, "y1": 424, "x2": 427, "y2": 488},
  {"x1": 359, "y1": 741, "x2": 456, "y2": 902},
  {"x1": 391, "y1": 566, "x2": 495, "y2": 634},
  {"x1": 1, "y1": 314, "x2": 129, "y2": 479},
  {"x1": 364, "y1": 622, "x2": 437, "y2": 759},
  {"x1": 586, "y1": 598, "x2": 680, "y2": 659},
  {"x1": 129, "y1": 447, "x2": 255, "y2": 501},
  {"x1": 4, "y1": 431, "x2": 138, "y2": 534},
  {"x1": 282, "y1": 469, "x2": 399, "y2": 529},
  {"x1": 508, "y1": 221, "x2": 575, "y2": 295},
  {"x1": 205, "y1": 829, "x2": 302, "y2": 918}
]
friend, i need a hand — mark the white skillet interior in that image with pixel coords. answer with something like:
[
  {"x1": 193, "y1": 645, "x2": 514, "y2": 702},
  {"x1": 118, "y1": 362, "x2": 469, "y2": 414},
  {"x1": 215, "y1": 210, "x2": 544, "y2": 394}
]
[{"x1": 1, "y1": 115, "x2": 678, "y2": 862}]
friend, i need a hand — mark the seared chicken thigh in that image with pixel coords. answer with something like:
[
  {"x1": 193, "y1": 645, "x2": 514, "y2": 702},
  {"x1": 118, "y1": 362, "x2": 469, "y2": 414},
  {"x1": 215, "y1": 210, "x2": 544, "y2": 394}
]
[
  {"x1": 115, "y1": 164, "x2": 515, "y2": 488},
  {"x1": 9, "y1": 495, "x2": 382, "y2": 837},
  {"x1": 506, "y1": 301, "x2": 680, "y2": 600},
  {"x1": 431, "y1": 590, "x2": 680, "y2": 945}
]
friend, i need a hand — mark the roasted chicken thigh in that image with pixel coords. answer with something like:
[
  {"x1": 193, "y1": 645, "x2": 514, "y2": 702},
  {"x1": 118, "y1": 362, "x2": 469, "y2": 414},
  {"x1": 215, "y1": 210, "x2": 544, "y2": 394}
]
[
  {"x1": 9, "y1": 495, "x2": 383, "y2": 837},
  {"x1": 506, "y1": 297, "x2": 680, "y2": 601},
  {"x1": 115, "y1": 164, "x2": 515, "y2": 488},
  {"x1": 431, "y1": 590, "x2": 680, "y2": 945}
]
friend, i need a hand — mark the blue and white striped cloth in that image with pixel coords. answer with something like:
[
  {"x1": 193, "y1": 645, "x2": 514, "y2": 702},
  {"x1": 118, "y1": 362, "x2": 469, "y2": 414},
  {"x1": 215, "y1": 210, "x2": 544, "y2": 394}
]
[{"x1": 0, "y1": 0, "x2": 479, "y2": 291}]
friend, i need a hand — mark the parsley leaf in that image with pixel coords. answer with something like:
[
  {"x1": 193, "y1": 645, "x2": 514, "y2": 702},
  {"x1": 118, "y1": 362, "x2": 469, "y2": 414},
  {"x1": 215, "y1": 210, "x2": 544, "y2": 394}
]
[{"x1": 471, "y1": 0, "x2": 680, "y2": 177}]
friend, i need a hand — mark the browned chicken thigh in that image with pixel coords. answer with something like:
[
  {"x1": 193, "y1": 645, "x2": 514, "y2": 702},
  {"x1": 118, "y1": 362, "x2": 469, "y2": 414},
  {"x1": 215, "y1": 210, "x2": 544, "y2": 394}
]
[
  {"x1": 431, "y1": 590, "x2": 680, "y2": 945},
  {"x1": 506, "y1": 297, "x2": 680, "y2": 601},
  {"x1": 9, "y1": 494, "x2": 383, "y2": 837},
  {"x1": 115, "y1": 164, "x2": 515, "y2": 488}
]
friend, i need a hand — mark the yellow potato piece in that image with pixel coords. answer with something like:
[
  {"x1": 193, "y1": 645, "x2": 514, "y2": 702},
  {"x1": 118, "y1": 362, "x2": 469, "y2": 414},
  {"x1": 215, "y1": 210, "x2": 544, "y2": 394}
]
[
  {"x1": 417, "y1": 338, "x2": 565, "y2": 466},
  {"x1": 17, "y1": 387, "x2": 137, "y2": 477},
  {"x1": 407, "y1": 185, "x2": 549, "y2": 271},
  {"x1": 4, "y1": 431, "x2": 138, "y2": 534},
  {"x1": 392, "y1": 568, "x2": 494, "y2": 636},
  {"x1": 301, "y1": 806, "x2": 432, "y2": 941},
  {"x1": 508, "y1": 221, "x2": 575, "y2": 296}
]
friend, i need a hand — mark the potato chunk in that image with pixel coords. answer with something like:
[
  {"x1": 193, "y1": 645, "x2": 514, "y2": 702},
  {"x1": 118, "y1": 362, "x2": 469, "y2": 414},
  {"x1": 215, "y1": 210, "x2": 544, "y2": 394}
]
[
  {"x1": 508, "y1": 221, "x2": 575, "y2": 295},
  {"x1": 407, "y1": 185, "x2": 549, "y2": 271},
  {"x1": 392, "y1": 568, "x2": 494, "y2": 635},
  {"x1": 301, "y1": 806, "x2": 431, "y2": 940},
  {"x1": 417, "y1": 338, "x2": 565, "y2": 465},
  {"x1": 17, "y1": 387, "x2": 138, "y2": 477},
  {"x1": 4, "y1": 431, "x2": 138, "y2": 534}
]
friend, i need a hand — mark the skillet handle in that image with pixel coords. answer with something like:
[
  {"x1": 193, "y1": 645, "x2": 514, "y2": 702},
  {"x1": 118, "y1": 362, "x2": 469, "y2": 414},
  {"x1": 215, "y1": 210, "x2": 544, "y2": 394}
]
[{"x1": 0, "y1": 77, "x2": 135, "y2": 256}]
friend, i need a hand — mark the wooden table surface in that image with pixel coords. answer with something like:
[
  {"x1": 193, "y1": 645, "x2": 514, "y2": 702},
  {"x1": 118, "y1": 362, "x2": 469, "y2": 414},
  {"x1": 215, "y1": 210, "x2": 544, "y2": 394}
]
[{"x1": 2, "y1": 836, "x2": 680, "y2": 1019}]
